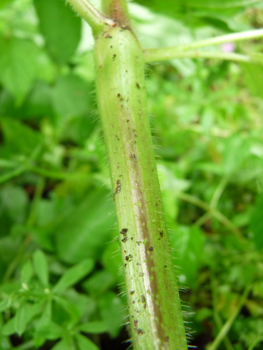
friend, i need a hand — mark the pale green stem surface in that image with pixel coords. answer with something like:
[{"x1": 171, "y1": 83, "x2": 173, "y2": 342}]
[
  {"x1": 67, "y1": 0, "x2": 115, "y2": 33},
  {"x1": 144, "y1": 50, "x2": 263, "y2": 65},
  {"x1": 94, "y1": 24, "x2": 187, "y2": 349}
]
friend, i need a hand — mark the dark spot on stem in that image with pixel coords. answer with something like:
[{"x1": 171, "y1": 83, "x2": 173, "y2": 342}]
[
  {"x1": 113, "y1": 179, "x2": 121, "y2": 201},
  {"x1": 130, "y1": 290, "x2": 135, "y2": 295},
  {"x1": 137, "y1": 329, "x2": 145, "y2": 335},
  {"x1": 136, "y1": 82, "x2": 141, "y2": 89},
  {"x1": 160, "y1": 231, "x2": 164, "y2": 238},
  {"x1": 120, "y1": 228, "x2": 128, "y2": 234},
  {"x1": 149, "y1": 247, "x2": 154, "y2": 252},
  {"x1": 113, "y1": 54, "x2": 116, "y2": 60}
]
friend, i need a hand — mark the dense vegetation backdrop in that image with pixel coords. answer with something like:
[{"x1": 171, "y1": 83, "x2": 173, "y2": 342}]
[{"x1": 0, "y1": 0, "x2": 263, "y2": 349}]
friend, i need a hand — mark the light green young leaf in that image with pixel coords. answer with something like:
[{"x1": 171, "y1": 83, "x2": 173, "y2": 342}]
[
  {"x1": 75, "y1": 333, "x2": 99, "y2": 350},
  {"x1": 78, "y1": 321, "x2": 108, "y2": 334},
  {"x1": 33, "y1": 250, "x2": 49, "y2": 287},
  {"x1": 20, "y1": 261, "x2": 33, "y2": 285},
  {"x1": 52, "y1": 258, "x2": 94, "y2": 294}
]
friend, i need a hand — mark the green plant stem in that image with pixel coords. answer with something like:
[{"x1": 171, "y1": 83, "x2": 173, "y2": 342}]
[
  {"x1": 67, "y1": 0, "x2": 115, "y2": 33},
  {"x1": 94, "y1": 23, "x2": 187, "y2": 349},
  {"x1": 145, "y1": 50, "x2": 263, "y2": 64},
  {"x1": 176, "y1": 192, "x2": 243, "y2": 239},
  {"x1": 144, "y1": 28, "x2": 263, "y2": 63},
  {"x1": 102, "y1": 0, "x2": 131, "y2": 27},
  {"x1": 248, "y1": 336, "x2": 263, "y2": 350},
  {"x1": 208, "y1": 284, "x2": 251, "y2": 350},
  {"x1": 210, "y1": 175, "x2": 230, "y2": 209},
  {"x1": 0, "y1": 166, "x2": 26, "y2": 184},
  {"x1": 211, "y1": 278, "x2": 235, "y2": 350},
  {"x1": 190, "y1": 0, "x2": 263, "y2": 8},
  {"x1": 28, "y1": 165, "x2": 74, "y2": 180}
]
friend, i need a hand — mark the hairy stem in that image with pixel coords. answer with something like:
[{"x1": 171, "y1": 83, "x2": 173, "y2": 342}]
[
  {"x1": 94, "y1": 24, "x2": 187, "y2": 349},
  {"x1": 67, "y1": 0, "x2": 115, "y2": 33}
]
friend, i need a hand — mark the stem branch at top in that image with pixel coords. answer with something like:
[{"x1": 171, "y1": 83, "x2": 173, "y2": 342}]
[
  {"x1": 67, "y1": 0, "x2": 115, "y2": 34},
  {"x1": 102, "y1": 0, "x2": 131, "y2": 28}
]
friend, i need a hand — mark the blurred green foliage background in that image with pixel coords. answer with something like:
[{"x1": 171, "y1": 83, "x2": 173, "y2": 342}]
[{"x1": 0, "y1": 0, "x2": 263, "y2": 349}]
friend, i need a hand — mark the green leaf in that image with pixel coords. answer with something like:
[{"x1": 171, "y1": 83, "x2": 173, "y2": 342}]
[
  {"x1": 35, "y1": 322, "x2": 63, "y2": 340},
  {"x1": 33, "y1": 250, "x2": 49, "y2": 287},
  {"x1": 37, "y1": 301, "x2": 52, "y2": 329},
  {"x1": 14, "y1": 303, "x2": 27, "y2": 336},
  {"x1": 55, "y1": 189, "x2": 116, "y2": 264},
  {"x1": 75, "y1": 333, "x2": 99, "y2": 350},
  {"x1": 52, "y1": 259, "x2": 94, "y2": 294},
  {"x1": 53, "y1": 296, "x2": 80, "y2": 321},
  {"x1": 34, "y1": 307, "x2": 60, "y2": 348},
  {"x1": 20, "y1": 261, "x2": 33, "y2": 285},
  {"x1": 170, "y1": 225, "x2": 205, "y2": 288},
  {"x1": 222, "y1": 135, "x2": 250, "y2": 175},
  {"x1": 0, "y1": 186, "x2": 28, "y2": 230},
  {"x1": 0, "y1": 299, "x2": 9, "y2": 312},
  {"x1": 50, "y1": 338, "x2": 72, "y2": 350},
  {"x1": 250, "y1": 194, "x2": 263, "y2": 250},
  {"x1": 51, "y1": 74, "x2": 92, "y2": 121},
  {"x1": 0, "y1": 118, "x2": 43, "y2": 157},
  {"x1": 98, "y1": 292, "x2": 124, "y2": 338},
  {"x1": 0, "y1": 37, "x2": 40, "y2": 104},
  {"x1": 34, "y1": 0, "x2": 81, "y2": 63},
  {"x1": 78, "y1": 321, "x2": 108, "y2": 334},
  {"x1": 11, "y1": 302, "x2": 43, "y2": 336},
  {"x1": 241, "y1": 63, "x2": 263, "y2": 100},
  {"x1": 82, "y1": 270, "x2": 115, "y2": 296}
]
